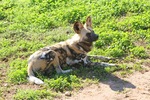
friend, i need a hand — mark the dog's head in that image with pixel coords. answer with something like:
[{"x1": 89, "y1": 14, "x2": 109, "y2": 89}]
[{"x1": 73, "y1": 16, "x2": 99, "y2": 43}]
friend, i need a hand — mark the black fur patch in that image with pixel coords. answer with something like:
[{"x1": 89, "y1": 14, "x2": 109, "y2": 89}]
[
  {"x1": 77, "y1": 42, "x2": 92, "y2": 52},
  {"x1": 55, "y1": 48, "x2": 67, "y2": 65},
  {"x1": 40, "y1": 50, "x2": 55, "y2": 64},
  {"x1": 67, "y1": 45, "x2": 86, "y2": 60}
]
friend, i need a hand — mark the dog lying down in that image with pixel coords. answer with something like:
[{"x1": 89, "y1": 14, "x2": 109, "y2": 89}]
[{"x1": 27, "y1": 16, "x2": 116, "y2": 85}]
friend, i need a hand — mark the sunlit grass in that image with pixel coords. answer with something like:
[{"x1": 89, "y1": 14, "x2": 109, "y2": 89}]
[{"x1": 0, "y1": 0, "x2": 150, "y2": 99}]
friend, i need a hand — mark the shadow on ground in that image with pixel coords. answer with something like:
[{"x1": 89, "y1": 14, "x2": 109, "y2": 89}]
[
  {"x1": 102, "y1": 74, "x2": 136, "y2": 91},
  {"x1": 70, "y1": 63, "x2": 136, "y2": 92}
]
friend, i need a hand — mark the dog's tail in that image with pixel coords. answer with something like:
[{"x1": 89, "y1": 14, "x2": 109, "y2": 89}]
[
  {"x1": 27, "y1": 76, "x2": 44, "y2": 85},
  {"x1": 27, "y1": 62, "x2": 44, "y2": 85}
]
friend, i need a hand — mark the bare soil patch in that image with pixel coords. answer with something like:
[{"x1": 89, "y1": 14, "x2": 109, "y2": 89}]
[{"x1": 60, "y1": 65, "x2": 150, "y2": 100}]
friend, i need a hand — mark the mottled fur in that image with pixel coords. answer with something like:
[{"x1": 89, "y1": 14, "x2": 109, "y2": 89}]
[{"x1": 27, "y1": 16, "x2": 99, "y2": 84}]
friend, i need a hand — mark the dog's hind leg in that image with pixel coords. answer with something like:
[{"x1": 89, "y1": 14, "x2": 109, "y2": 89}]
[
  {"x1": 53, "y1": 56, "x2": 72, "y2": 74},
  {"x1": 87, "y1": 55, "x2": 114, "y2": 62},
  {"x1": 98, "y1": 62, "x2": 118, "y2": 67},
  {"x1": 90, "y1": 62, "x2": 118, "y2": 67}
]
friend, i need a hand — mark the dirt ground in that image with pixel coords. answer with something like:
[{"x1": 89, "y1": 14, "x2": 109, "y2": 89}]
[{"x1": 60, "y1": 64, "x2": 150, "y2": 100}]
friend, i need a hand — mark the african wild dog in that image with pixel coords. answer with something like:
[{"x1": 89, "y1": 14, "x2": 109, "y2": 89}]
[{"x1": 27, "y1": 16, "x2": 99, "y2": 84}]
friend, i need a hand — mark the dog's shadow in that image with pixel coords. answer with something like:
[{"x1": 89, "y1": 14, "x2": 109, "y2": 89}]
[
  {"x1": 70, "y1": 64, "x2": 136, "y2": 92},
  {"x1": 101, "y1": 73, "x2": 136, "y2": 91}
]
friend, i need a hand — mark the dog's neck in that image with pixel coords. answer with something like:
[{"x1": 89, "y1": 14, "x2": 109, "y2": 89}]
[
  {"x1": 67, "y1": 34, "x2": 93, "y2": 54},
  {"x1": 77, "y1": 41, "x2": 93, "y2": 52}
]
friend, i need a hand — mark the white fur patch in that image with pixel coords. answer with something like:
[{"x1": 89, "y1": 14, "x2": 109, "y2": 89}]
[
  {"x1": 82, "y1": 56, "x2": 88, "y2": 64},
  {"x1": 40, "y1": 52, "x2": 46, "y2": 59},
  {"x1": 66, "y1": 58, "x2": 81, "y2": 65},
  {"x1": 27, "y1": 76, "x2": 44, "y2": 85}
]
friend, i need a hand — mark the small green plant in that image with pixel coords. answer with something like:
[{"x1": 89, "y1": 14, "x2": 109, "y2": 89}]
[
  {"x1": 0, "y1": 8, "x2": 6, "y2": 20},
  {"x1": 0, "y1": 87, "x2": 3, "y2": 99},
  {"x1": 0, "y1": 47, "x2": 18, "y2": 59},
  {"x1": 8, "y1": 68, "x2": 27, "y2": 84},
  {"x1": 45, "y1": 75, "x2": 81, "y2": 92},
  {"x1": 105, "y1": 66, "x2": 120, "y2": 73},
  {"x1": 8, "y1": 59, "x2": 28, "y2": 84},
  {"x1": 133, "y1": 63, "x2": 142, "y2": 71},
  {"x1": 106, "y1": 47, "x2": 124, "y2": 57},
  {"x1": 13, "y1": 89, "x2": 57, "y2": 100},
  {"x1": 130, "y1": 46, "x2": 148, "y2": 58},
  {"x1": 16, "y1": 40, "x2": 45, "y2": 51}
]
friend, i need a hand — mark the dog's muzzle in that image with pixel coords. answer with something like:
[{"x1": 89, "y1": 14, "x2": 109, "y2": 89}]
[{"x1": 91, "y1": 32, "x2": 99, "y2": 41}]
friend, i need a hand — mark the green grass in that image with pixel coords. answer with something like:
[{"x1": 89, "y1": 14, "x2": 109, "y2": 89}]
[
  {"x1": 0, "y1": 0, "x2": 150, "y2": 99},
  {"x1": 13, "y1": 89, "x2": 58, "y2": 100},
  {"x1": 130, "y1": 46, "x2": 148, "y2": 58},
  {"x1": 44, "y1": 75, "x2": 81, "y2": 92},
  {"x1": 7, "y1": 59, "x2": 28, "y2": 84}
]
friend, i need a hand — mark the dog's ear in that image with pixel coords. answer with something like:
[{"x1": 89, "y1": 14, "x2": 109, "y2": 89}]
[
  {"x1": 73, "y1": 21, "x2": 83, "y2": 34},
  {"x1": 85, "y1": 16, "x2": 92, "y2": 27}
]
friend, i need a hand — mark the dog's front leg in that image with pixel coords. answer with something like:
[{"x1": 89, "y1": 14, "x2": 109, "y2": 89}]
[
  {"x1": 82, "y1": 56, "x2": 88, "y2": 65},
  {"x1": 54, "y1": 56, "x2": 72, "y2": 74},
  {"x1": 55, "y1": 65, "x2": 72, "y2": 74},
  {"x1": 82, "y1": 56, "x2": 91, "y2": 66}
]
